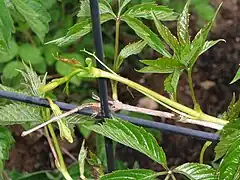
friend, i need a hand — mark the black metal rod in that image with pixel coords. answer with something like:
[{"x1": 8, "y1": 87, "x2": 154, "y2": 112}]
[
  {"x1": 89, "y1": 0, "x2": 114, "y2": 172},
  {"x1": 0, "y1": 90, "x2": 219, "y2": 141}
]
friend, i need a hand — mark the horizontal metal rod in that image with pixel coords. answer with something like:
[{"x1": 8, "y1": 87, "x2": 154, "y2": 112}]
[{"x1": 0, "y1": 90, "x2": 219, "y2": 141}]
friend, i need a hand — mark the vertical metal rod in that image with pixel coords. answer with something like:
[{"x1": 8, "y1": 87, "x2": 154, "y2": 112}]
[{"x1": 89, "y1": 0, "x2": 115, "y2": 172}]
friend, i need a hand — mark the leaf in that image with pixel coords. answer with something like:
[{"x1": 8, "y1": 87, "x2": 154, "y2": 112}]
[
  {"x1": 177, "y1": 0, "x2": 190, "y2": 46},
  {"x1": 218, "y1": 140, "x2": 240, "y2": 180},
  {"x1": 164, "y1": 69, "x2": 182, "y2": 94},
  {"x1": 122, "y1": 15, "x2": 171, "y2": 58},
  {"x1": 118, "y1": 0, "x2": 131, "y2": 15},
  {"x1": 0, "y1": 38, "x2": 18, "y2": 63},
  {"x1": 0, "y1": 127, "x2": 14, "y2": 176},
  {"x1": 12, "y1": 0, "x2": 51, "y2": 43},
  {"x1": 200, "y1": 39, "x2": 225, "y2": 56},
  {"x1": 151, "y1": 12, "x2": 179, "y2": 52},
  {"x1": 0, "y1": 103, "x2": 42, "y2": 126},
  {"x1": 123, "y1": 3, "x2": 177, "y2": 21},
  {"x1": 79, "y1": 140, "x2": 87, "y2": 179},
  {"x1": 138, "y1": 58, "x2": 183, "y2": 73},
  {"x1": 220, "y1": 118, "x2": 240, "y2": 138},
  {"x1": 86, "y1": 118, "x2": 167, "y2": 168},
  {"x1": 47, "y1": 13, "x2": 114, "y2": 46},
  {"x1": 222, "y1": 95, "x2": 240, "y2": 121},
  {"x1": 100, "y1": 169, "x2": 158, "y2": 180},
  {"x1": 0, "y1": 0, "x2": 14, "y2": 54},
  {"x1": 115, "y1": 40, "x2": 147, "y2": 71},
  {"x1": 174, "y1": 163, "x2": 217, "y2": 180},
  {"x1": 3, "y1": 61, "x2": 25, "y2": 79},
  {"x1": 19, "y1": 44, "x2": 43, "y2": 65},
  {"x1": 230, "y1": 68, "x2": 240, "y2": 84}
]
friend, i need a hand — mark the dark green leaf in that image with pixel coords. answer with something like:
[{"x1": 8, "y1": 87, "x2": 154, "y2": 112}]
[
  {"x1": 164, "y1": 69, "x2": 182, "y2": 94},
  {"x1": 174, "y1": 163, "x2": 217, "y2": 180},
  {"x1": 86, "y1": 118, "x2": 167, "y2": 168},
  {"x1": 118, "y1": 0, "x2": 131, "y2": 15},
  {"x1": 47, "y1": 14, "x2": 114, "y2": 46},
  {"x1": 218, "y1": 140, "x2": 240, "y2": 180},
  {"x1": 3, "y1": 61, "x2": 25, "y2": 79},
  {"x1": 0, "y1": 38, "x2": 18, "y2": 63},
  {"x1": 115, "y1": 40, "x2": 147, "y2": 71},
  {"x1": 138, "y1": 58, "x2": 183, "y2": 73},
  {"x1": 122, "y1": 15, "x2": 171, "y2": 58},
  {"x1": 123, "y1": 3, "x2": 177, "y2": 21},
  {"x1": 177, "y1": 0, "x2": 190, "y2": 46},
  {"x1": 152, "y1": 12, "x2": 179, "y2": 52},
  {"x1": 0, "y1": 0, "x2": 14, "y2": 54},
  {"x1": 12, "y1": 0, "x2": 51, "y2": 43},
  {"x1": 100, "y1": 169, "x2": 158, "y2": 180},
  {"x1": 230, "y1": 68, "x2": 240, "y2": 84},
  {"x1": 199, "y1": 39, "x2": 225, "y2": 56}
]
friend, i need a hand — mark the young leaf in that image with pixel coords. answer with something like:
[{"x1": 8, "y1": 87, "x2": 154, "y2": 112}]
[
  {"x1": 222, "y1": 96, "x2": 240, "y2": 121},
  {"x1": 0, "y1": 0, "x2": 14, "y2": 54},
  {"x1": 12, "y1": 0, "x2": 51, "y2": 43},
  {"x1": 86, "y1": 118, "x2": 167, "y2": 168},
  {"x1": 151, "y1": 12, "x2": 180, "y2": 53},
  {"x1": 79, "y1": 140, "x2": 87, "y2": 180},
  {"x1": 115, "y1": 40, "x2": 147, "y2": 71},
  {"x1": 218, "y1": 140, "x2": 240, "y2": 180},
  {"x1": 177, "y1": 0, "x2": 190, "y2": 46},
  {"x1": 230, "y1": 68, "x2": 240, "y2": 84},
  {"x1": 118, "y1": 0, "x2": 131, "y2": 15},
  {"x1": 174, "y1": 163, "x2": 217, "y2": 180},
  {"x1": 123, "y1": 3, "x2": 177, "y2": 21},
  {"x1": 138, "y1": 58, "x2": 183, "y2": 73},
  {"x1": 47, "y1": 14, "x2": 114, "y2": 46},
  {"x1": 199, "y1": 39, "x2": 225, "y2": 56},
  {"x1": 164, "y1": 69, "x2": 183, "y2": 94},
  {"x1": 100, "y1": 169, "x2": 158, "y2": 180},
  {"x1": 122, "y1": 15, "x2": 171, "y2": 58}
]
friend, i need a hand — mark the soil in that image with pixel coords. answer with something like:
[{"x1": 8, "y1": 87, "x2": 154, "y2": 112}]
[{"x1": 5, "y1": 0, "x2": 240, "y2": 179}]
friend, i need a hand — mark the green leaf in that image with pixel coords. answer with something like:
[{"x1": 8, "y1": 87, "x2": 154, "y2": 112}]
[
  {"x1": 100, "y1": 169, "x2": 158, "y2": 180},
  {"x1": 118, "y1": 0, "x2": 131, "y2": 15},
  {"x1": 220, "y1": 119, "x2": 240, "y2": 138},
  {"x1": 78, "y1": 140, "x2": 87, "y2": 179},
  {"x1": 174, "y1": 163, "x2": 217, "y2": 180},
  {"x1": 0, "y1": 127, "x2": 14, "y2": 176},
  {"x1": 218, "y1": 140, "x2": 240, "y2": 180},
  {"x1": 123, "y1": 3, "x2": 177, "y2": 21},
  {"x1": 19, "y1": 44, "x2": 43, "y2": 65},
  {"x1": 222, "y1": 95, "x2": 240, "y2": 121},
  {"x1": 12, "y1": 0, "x2": 51, "y2": 43},
  {"x1": 138, "y1": 58, "x2": 183, "y2": 73},
  {"x1": 230, "y1": 68, "x2": 240, "y2": 84},
  {"x1": 0, "y1": 38, "x2": 18, "y2": 63},
  {"x1": 122, "y1": 15, "x2": 171, "y2": 58},
  {"x1": 164, "y1": 69, "x2": 182, "y2": 94},
  {"x1": 0, "y1": 0, "x2": 14, "y2": 54},
  {"x1": 47, "y1": 13, "x2": 114, "y2": 46},
  {"x1": 115, "y1": 40, "x2": 147, "y2": 71},
  {"x1": 177, "y1": 0, "x2": 190, "y2": 46},
  {"x1": 200, "y1": 39, "x2": 225, "y2": 56},
  {"x1": 151, "y1": 12, "x2": 179, "y2": 52},
  {"x1": 86, "y1": 118, "x2": 167, "y2": 168},
  {"x1": 3, "y1": 61, "x2": 25, "y2": 79}
]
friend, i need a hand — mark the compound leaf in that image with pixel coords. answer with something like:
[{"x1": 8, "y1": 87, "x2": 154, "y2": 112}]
[
  {"x1": 230, "y1": 68, "x2": 240, "y2": 84},
  {"x1": 86, "y1": 118, "x2": 167, "y2": 168}
]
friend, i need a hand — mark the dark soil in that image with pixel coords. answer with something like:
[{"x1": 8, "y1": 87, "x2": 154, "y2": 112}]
[{"x1": 6, "y1": 0, "x2": 240, "y2": 179}]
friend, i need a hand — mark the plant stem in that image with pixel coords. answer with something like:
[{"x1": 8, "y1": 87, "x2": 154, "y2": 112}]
[
  {"x1": 187, "y1": 69, "x2": 201, "y2": 112},
  {"x1": 92, "y1": 68, "x2": 228, "y2": 125}
]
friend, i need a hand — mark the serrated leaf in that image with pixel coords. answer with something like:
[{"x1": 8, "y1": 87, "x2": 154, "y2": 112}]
[
  {"x1": 47, "y1": 13, "x2": 114, "y2": 46},
  {"x1": 100, "y1": 169, "x2": 158, "y2": 180},
  {"x1": 177, "y1": 0, "x2": 190, "y2": 46},
  {"x1": 0, "y1": 0, "x2": 14, "y2": 55},
  {"x1": 122, "y1": 15, "x2": 171, "y2": 58},
  {"x1": 174, "y1": 163, "x2": 217, "y2": 180},
  {"x1": 230, "y1": 68, "x2": 240, "y2": 84},
  {"x1": 200, "y1": 39, "x2": 225, "y2": 55},
  {"x1": 86, "y1": 118, "x2": 167, "y2": 168},
  {"x1": 19, "y1": 44, "x2": 43, "y2": 65},
  {"x1": 164, "y1": 69, "x2": 182, "y2": 94},
  {"x1": 218, "y1": 140, "x2": 240, "y2": 180},
  {"x1": 123, "y1": 3, "x2": 177, "y2": 21},
  {"x1": 138, "y1": 58, "x2": 183, "y2": 73},
  {"x1": 12, "y1": 0, "x2": 51, "y2": 43},
  {"x1": 0, "y1": 38, "x2": 18, "y2": 63},
  {"x1": 152, "y1": 12, "x2": 179, "y2": 53},
  {"x1": 3, "y1": 61, "x2": 25, "y2": 79},
  {"x1": 0, "y1": 103, "x2": 42, "y2": 125},
  {"x1": 220, "y1": 119, "x2": 240, "y2": 138},
  {"x1": 115, "y1": 40, "x2": 147, "y2": 71},
  {"x1": 222, "y1": 96, "x2": 240, "y2": 121}
]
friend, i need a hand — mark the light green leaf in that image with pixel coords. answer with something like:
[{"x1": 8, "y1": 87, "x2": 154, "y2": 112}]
[
  {"x1": 218, "y1": 140, "x2": 240, "y2": 180},
  {"x1": 0, "y1": 0, "x2": 14, "y2": 54},
  {"x1": 100, "y1": 169, "x2": 158, "y2": 180},
  {"x1": 19, "y1": 44, "x2": 43, "y2": 65},
  {"x1": 115, "y1": 40, "x2": 147, "y2": 71},
  {"x1": 138, "y1": 58, "x2": 183, "y2": 73},
  {"x1": 123, "y1": 3, "x2": 177, "y2": 21},
  {"x1": 12, "y1": 0, "x2": 51, "y2": 43},
  {"x1": 230, "y1": 68, "x2": 240, "y2": 84},
  {"x1": 86, "y1": 118, "x2": 167, "y2": 168},
  {"x1": 174, "y1": 163, "x2": 217, "y2": 180},
  {"x1": 200, "y1": 39, "x2": 225, "y2": 56},
  {"x1": 0, "y1": 38, "x2": 18, "y2": 63},
  {"x1": 118, "y1": 0, "x2": 131, "y2": 15},
  {"x1": 78, "y1": 140, "x2": 87, "y2": 179},
  {"x1": 177, "y1": 0, "x2": 190, "y2": 46},
  {"x1": 122, "y1": 15, "x2": 171, "y2": 58},
  {"x1": 47, "y1": 13, "x2": 114, "y2": 46},
  {"x1": 3, "y1": 61, "x2": 25, "y2": 79},
  {"x1": 164, "y1": 69, "x2": 182, "y2": 94},
  {"x1": 152, "y1": 12, "x2": 179, "y2": 52},
  {"x1": 222, "y1": 96, "x2": 240, "y2": 121}
]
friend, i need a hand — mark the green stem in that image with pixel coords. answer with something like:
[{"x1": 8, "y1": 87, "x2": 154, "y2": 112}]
[
  {"x1": 200, "y1": 141, "x2": 212, "y2": 164},
  {"x1": 92, "y1": 68, "x2": 228, "y2": 125}
]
